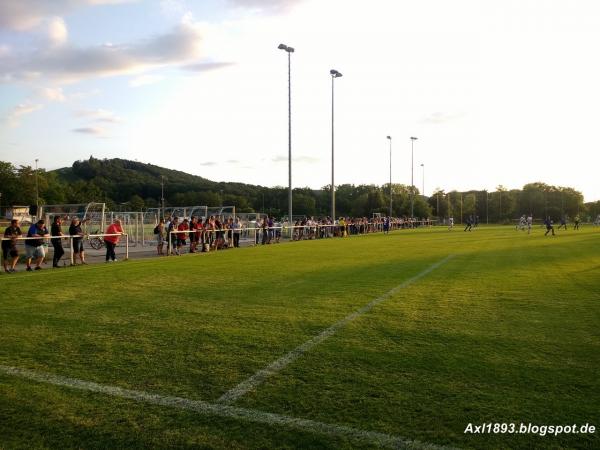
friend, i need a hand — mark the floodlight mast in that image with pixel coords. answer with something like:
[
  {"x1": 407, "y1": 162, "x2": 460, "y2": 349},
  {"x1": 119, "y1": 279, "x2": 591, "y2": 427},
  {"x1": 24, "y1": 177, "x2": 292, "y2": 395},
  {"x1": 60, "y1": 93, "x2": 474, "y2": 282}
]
[
  {"x1": 420, "y1": 163, "x2": 425, "y2": 197},
  {"x1": 410, "y1": 137, "x2": 418, "y2": 218},
  {"x1": 387, "y1": 136, "x2": 392, "y2": 217},
  {"x1": 278, "y1": 43, "x2": 294, "y2": 233},
  {"x1": 330, "y1": 69, "x2": 342, "y2": 221}
]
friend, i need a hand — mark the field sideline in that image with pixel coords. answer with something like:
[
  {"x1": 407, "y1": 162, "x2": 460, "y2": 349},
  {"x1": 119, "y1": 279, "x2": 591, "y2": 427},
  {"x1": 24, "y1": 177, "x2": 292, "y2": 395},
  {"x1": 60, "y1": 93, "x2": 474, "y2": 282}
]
[{"x1": 1, "y1": 226, "x2": 599, "y2": 449}]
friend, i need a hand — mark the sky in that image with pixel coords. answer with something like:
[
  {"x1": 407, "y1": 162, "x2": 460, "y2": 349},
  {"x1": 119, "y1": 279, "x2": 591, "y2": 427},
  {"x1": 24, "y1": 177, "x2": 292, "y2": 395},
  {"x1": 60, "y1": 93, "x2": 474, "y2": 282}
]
[{"x1": 1, "y1": 0, "x2": 600, "y2": 201}]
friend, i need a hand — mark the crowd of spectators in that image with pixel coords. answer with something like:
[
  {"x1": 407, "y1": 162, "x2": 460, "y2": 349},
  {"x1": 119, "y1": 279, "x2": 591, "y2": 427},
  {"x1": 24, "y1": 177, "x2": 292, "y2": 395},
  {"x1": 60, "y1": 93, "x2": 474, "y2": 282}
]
[{"x1": 2, "y1": 214, "x2": 432, "y2": 271}]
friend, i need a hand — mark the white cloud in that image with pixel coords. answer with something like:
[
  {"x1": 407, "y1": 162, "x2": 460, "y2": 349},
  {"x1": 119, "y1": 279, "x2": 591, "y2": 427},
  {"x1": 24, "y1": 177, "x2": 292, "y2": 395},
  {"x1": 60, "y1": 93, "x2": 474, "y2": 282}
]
[
  {"x1": 2, "y1": 22, "x2": 205, "y2": 83},
  {"x1": 226, "y1": 0, "x2": 303, "y2": 14},
  {"x1": 0, "y1": 45, "x2": 11, "y2": 58},
  {"x1": 37, "y1": 87, "x2": 66, "y2": 102},
  {"x1": 129, "y1": 74, "x2": 165, "y2": 87},
  {"x1": 182, "y1": 61, "x2": 235, "y2": 72},
  {"x1": 418, "y1": 112, "x2": 466, "y2": 125},
  {"x1": 72, "y1": 126, "x2": 105, "y2": 135},
  {"x1": 4, "y1": 103, "x2": 44, "y2": 127},
  {"x1": 272, "y1": 154, "x2": 319, "y2": 164},
  {"x1": 0, "y1": 0, "x2": 137, "y2": 31},
  {"x1": 76, "y1": 108, "x2": 121, "y2": 123},
  {"x1": 160, "y1": 0, "x2": 187, "y2": 18},
  {"x1": 46, "y1": 16, "x2": 68, "y2": 47}
]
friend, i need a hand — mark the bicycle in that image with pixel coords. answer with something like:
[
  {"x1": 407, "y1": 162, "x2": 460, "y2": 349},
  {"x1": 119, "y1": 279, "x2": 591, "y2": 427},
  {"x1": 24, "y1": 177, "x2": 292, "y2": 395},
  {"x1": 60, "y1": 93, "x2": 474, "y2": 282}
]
[{"x1": 88, "y1": 230, "x2": 104, "y2": 250}]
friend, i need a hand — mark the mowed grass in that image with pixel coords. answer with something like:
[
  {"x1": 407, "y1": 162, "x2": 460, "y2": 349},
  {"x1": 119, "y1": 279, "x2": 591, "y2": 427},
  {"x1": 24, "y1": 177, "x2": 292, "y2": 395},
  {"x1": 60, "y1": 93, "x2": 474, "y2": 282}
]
[{"x1": 1, "y1": 226, "x2": 599, "y2": 449}]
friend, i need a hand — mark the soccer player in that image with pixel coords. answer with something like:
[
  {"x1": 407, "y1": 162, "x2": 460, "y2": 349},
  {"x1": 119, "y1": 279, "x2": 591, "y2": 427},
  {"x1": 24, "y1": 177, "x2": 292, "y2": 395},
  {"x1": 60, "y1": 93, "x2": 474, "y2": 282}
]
[
  {"x1": 557, "y1": 215, "x2": 567, "y2": 230},
  {"x1": 573, "y1": 214, "x2": 580, "y2": 230},
  {"x1": 464, "y1": 215, "x2": 473, "y2": 232},
  {"x1": 448, "y1": 216, "x2": 454, "y2": 230},
  {"x1": 544, "y1": 216, "x2": 555, "y2": 236},
  {"x1": 527, "y1": 214, "x2": 533, "y2": 234}
]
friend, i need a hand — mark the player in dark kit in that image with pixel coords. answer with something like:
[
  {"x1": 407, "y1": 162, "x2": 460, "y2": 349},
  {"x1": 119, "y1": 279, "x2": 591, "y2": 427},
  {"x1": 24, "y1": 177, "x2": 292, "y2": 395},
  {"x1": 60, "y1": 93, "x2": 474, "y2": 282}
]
[
  {"x1": 464, "y1": 215, "x2": 473, "y2": 232},
  {"x1": 544, "y1": 216, "x2": 555, "y2": 236}
]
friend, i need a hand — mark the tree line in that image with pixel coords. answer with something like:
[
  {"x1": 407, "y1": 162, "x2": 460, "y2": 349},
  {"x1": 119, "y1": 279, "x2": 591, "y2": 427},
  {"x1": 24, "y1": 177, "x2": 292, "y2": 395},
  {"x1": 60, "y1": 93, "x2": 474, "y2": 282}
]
[{"x1": 1, "y1": 158, "x2": 598, "y2": 221}]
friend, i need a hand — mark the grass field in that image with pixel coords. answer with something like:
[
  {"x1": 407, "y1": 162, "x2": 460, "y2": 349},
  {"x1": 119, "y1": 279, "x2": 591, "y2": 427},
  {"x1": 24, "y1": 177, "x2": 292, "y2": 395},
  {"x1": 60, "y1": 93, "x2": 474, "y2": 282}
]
[{"x1": 1, "y1": 226, "x2": 599, "y2": 449}]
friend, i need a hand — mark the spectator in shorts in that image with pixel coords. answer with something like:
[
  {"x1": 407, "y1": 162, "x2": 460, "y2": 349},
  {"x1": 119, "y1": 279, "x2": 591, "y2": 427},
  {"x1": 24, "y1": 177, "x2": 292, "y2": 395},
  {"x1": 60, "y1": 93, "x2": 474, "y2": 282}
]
[
  {"x1": 188, "y1": 216, "x2": 198, "y2": 253},
  {"x1": 573, "y1": 214, "x2": 581, "y2": 230},
  {"x1": 25, "y1": 220, "x2": 49, "y2": 271},
  {"x1": 104, "y1": 219, "x2": 124, "y2": 262},
  {"x1": 167, "y1": 217, "x2": 179, "y2": 255},
  {"x1": 2, "y1": 219, "x2": 22, "y2": 273},
  {"x1": 50, "y1": 215, "x2": 65, "y2": 268},
  {"x1": 69, "y1": 217, "x2": 87, "y2": 265},
  {"x1": 155, "y1": 218, "x2": 166, "y2": 256}
]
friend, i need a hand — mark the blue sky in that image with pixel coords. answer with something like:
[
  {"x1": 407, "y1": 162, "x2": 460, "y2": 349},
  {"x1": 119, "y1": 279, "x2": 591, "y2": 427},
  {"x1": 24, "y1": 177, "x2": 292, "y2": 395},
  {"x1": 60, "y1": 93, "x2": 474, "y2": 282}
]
[{"x1": 1, "y1": 0, "x2": 600, "y2": 201}]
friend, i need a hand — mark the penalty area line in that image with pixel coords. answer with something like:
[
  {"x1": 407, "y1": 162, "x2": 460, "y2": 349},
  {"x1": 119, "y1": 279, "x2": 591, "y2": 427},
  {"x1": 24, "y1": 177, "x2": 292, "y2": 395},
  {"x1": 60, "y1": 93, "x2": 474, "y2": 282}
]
[
  {"x1": 218, "y1": 255, "x2": 454, "y2": 405},
  {"x1": 0, "y1": 364, "x2": 454, "y2": 450}
]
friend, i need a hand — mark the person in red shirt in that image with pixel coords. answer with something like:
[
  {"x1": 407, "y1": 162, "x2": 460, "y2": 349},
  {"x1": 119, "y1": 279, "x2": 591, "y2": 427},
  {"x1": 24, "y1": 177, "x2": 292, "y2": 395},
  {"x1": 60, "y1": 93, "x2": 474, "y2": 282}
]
[{"x1": 104, "y1": 219, "x2": 124, "y2": 262}]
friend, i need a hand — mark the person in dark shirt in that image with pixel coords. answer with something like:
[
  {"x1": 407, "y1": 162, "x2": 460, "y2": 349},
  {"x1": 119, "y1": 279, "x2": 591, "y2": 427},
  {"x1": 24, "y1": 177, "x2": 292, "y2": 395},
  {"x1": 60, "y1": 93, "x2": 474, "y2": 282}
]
[
  {"x1": 69, "y1": 217, "x2": 87, "y2": 264},
  {"x1": 51, "y1": 215, "x2": 65, "y2": 268},
  {"x1": 544, "y1": 216, "x2": 555, "y2": 236},
  {"x1": 2, "y1": 219, "x2": 22, "y2": 273},
  {"x1": 464, "y1": 215, "x2": 473, "y2": 232}
]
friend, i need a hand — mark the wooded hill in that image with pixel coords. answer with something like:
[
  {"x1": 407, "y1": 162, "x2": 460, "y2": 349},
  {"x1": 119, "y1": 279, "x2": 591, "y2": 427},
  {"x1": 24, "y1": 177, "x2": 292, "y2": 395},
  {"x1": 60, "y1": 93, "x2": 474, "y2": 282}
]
[{"x1": 1, "y1": 157, "x2": 599, "y2": 221}]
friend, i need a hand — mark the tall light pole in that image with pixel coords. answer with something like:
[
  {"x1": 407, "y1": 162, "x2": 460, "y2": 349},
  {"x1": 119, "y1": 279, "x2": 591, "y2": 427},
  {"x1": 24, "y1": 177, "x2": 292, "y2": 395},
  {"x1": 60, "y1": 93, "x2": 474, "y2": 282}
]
[
  {"x1": 410, "y1": 137, "x2": 417, "y2": 217},
  {"x1": 330, "y1": 69, "x2": 343, "y2": 221},
  {"x1": 278, "y1": 43, "x2": 294, "y2": 231},
  {"x1": 387, "y1": 136, "x2": 392, "y2": 217},
  {"x1": 34, "y1": 158, "x2": 39, "y2": 217},
  {"x1": 160, "y1": 175, "x2": 165, "y2": 219},
  {"x1": 420, "y1": 163, "x2": 425, "y2": 197}
]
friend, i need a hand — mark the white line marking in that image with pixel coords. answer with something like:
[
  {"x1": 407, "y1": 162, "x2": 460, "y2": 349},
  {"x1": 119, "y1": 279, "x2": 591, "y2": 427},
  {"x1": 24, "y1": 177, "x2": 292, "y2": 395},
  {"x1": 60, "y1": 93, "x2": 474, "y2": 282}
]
[
  {"x1": 218, "y1": 255, "x2": 454, "y2": 405},
  {"x1": 0, "y1": 364, "x2": 455, "y2": 450}
]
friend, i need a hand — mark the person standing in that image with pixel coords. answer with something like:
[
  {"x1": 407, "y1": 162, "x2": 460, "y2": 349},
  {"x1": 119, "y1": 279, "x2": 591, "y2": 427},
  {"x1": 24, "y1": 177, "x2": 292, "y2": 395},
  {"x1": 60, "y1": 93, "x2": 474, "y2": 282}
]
[
  {"x1": 573, "y1": 214, "x2": 580, "y2": 230},
  {"x1": 69, "y1": 217, "x2": 87, "y2": 265},
  {"x1": 448, "y1": 216, "x2": 454, "y2": 231},
  {"x1": 527, "y1": 213, "x2": 533, "y2": 234},
  {"x1": 167, "y1": 217, "x2": 179, "y2": 255},
  {"x1": 2, "y1": 219, "x2": 22, "y2": 273},
  {"x1": 155, "y1": 218, "x2": 166, "y2": 256},
  {"x1": 104, "y1": 219, "x2": 124, "y2": 262},
  {"x1": 232, "y1": 217, "x2": 241, "y2": 248},
  {"x1": 25, "y1": 220, "x2": 49, "y2": 271},
  {"x1": 177, "y1": 218, "x2": 189, "y2": 254},
  {"x1": 50, "y1": 216, "x2": 65, "y2": 268}
]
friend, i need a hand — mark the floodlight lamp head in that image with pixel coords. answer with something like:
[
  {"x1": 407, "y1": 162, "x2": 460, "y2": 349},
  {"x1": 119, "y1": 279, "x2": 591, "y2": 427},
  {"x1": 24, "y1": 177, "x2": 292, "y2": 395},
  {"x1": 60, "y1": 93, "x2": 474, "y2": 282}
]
[
  {"x1": 330, "y1": 69, "x2": 342, "y2": 77},
  {"x1": 386, "y1": 136, "x2": 391, "y2": 140},
  {"x1": 288, "y1": 46, "x2": 295, "y2": 53},
  {"x1": 411, "y1": 136, "x2": 418, "y2": 141},
  {"x1": 278, "y1": 43, "x2": 287, "y2": 50}
]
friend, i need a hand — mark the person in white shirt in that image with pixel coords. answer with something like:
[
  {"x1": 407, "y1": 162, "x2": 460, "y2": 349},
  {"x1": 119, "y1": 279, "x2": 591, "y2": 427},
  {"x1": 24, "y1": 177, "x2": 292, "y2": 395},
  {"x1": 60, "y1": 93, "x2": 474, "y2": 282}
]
[{"x1": 448, "y1": 217, "x2": 454, "y2": 230}]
